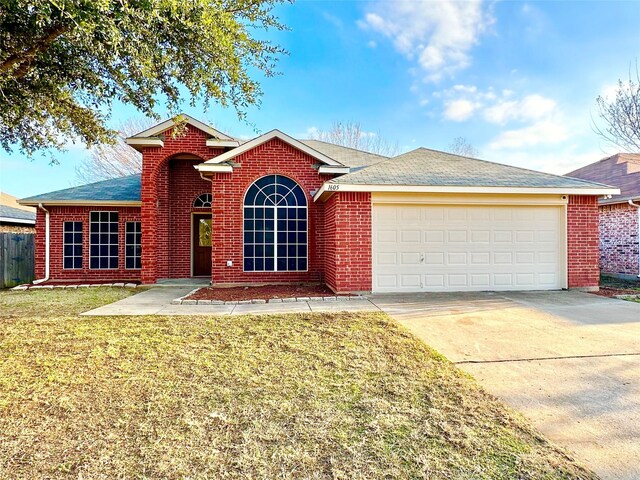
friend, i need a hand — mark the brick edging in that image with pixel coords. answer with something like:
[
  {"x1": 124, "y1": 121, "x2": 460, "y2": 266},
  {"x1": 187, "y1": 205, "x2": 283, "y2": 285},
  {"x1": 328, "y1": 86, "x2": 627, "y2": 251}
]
[
  {"x1": 11, "y1": 283, "x2": 140, "y2": 291},
  {"x1": 170, "y1": 294, "x2": 366, "y2": 305}
]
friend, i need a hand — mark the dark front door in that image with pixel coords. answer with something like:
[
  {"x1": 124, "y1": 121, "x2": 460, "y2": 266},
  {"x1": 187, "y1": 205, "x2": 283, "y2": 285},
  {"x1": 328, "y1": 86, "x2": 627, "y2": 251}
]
[{"x1": 192, "y1": 214, "x2": 212, "y2": 277}]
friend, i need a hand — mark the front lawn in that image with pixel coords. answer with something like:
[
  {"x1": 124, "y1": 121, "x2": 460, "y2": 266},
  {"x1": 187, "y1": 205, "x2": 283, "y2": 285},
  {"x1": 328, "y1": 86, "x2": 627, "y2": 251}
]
[{"x1": 0, "y1": 289, "x2": 595, "y2": 479}]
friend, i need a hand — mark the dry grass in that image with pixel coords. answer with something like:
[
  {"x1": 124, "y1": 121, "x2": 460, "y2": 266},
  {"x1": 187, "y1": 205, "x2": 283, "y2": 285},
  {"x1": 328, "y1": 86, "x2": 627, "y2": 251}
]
[{"x1": 0, "y1": 289, "x2": 596, "y2": 479}]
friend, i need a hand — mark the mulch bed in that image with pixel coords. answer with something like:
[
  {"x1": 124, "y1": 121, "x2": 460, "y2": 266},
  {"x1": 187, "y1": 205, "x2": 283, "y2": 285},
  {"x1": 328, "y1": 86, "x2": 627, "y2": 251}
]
[
  {"x1": 590, "y1": 287, "x2": 640, "y2": 298},
  {"x1": 185, "y1": 284, "x2": 351, "y2": 302}
]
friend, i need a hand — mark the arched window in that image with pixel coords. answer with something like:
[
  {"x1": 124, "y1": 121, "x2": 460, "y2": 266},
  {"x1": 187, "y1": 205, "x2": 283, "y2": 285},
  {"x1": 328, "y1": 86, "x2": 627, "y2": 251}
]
[
  {"x1": 243, "y1": 175, "x2": 307, "y2": 272},
  {"x1": 193, "y1": 193, "x2": 212, "y2": 208}
]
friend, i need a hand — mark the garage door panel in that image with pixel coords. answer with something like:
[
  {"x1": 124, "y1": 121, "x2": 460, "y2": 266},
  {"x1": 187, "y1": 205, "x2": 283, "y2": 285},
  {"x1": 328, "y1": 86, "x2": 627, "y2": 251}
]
[{"x1": 373, "y1": 204, "x2": 564, "y2": 292}]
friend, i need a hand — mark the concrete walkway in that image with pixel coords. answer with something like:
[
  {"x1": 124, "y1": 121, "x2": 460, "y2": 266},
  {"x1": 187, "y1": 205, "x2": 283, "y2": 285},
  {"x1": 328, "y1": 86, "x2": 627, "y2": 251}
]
[
  {"x1": 372, "y1": 290, "x2": 640, "y2": 480},
  {"x1": 81, "y1": 287, "x2": 380, "y2": 316}
]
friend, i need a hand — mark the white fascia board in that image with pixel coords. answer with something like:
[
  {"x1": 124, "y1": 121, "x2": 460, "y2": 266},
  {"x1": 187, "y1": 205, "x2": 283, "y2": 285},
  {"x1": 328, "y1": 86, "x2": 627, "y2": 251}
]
[
  {"x1": 318, "y1": 165, "x2": 350, "y2": 174},
  {"x1": 200, "y1": 130, "x2": 343, "y2": 166},
  {"x1": 18, "y1": 200, "x2": 142, "y2": 207},
  {"x1": 313, "y1": 183, "x2": 621, "y2": 202},
  {"x1": 130, "y1": 114, "x2": 234, "y2": 140},
  {"x1": 0, "y1": 217, "x2": 35, "y2": 225},
  {"x1": 206, "y1": 139, "x2": 240, "y2": 148},
  {"x1": 194, "y1": 164, "x2": 234, "y2": 173},
  {"x1": 125, "y1": 137, "x2": 164, "y2": 149}
]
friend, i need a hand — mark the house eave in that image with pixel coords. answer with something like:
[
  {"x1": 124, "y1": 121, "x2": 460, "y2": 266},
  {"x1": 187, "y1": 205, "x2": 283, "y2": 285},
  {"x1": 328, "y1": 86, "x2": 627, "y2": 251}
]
[
  {"x1": 0, "y1": 216, "x2": 35, "y2": 225},
  {"x1": 205, "y1": 139, "x2": 240, "y2": 148},
  {"x1": 313, "y1": 183, "x2": 621, "y2": 202},
  {"x1": 18, "y1": 200, "x2": 142, "y2": 207},
  {"x1": 125, "y1": 137, "x2": 164, "y2": 151},
  {"x1": 194, "y1": 164, "x2": 234, "y2": 173}
]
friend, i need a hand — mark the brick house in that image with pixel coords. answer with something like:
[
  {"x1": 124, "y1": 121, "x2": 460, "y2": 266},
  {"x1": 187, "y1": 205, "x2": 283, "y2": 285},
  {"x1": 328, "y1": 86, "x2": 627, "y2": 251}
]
[
  {"x1": 566, "y1": 153, "x2": 640, "y2": 278},
  {"x1": 19, "y1": 115, "x2": 618, "y2": 292}
]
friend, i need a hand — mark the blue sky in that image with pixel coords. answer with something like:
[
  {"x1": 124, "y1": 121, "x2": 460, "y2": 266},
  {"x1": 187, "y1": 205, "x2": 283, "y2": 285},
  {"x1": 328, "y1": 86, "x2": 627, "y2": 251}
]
[{"x1": 2, "y1": 0, "x2": 640, "y2": 198}]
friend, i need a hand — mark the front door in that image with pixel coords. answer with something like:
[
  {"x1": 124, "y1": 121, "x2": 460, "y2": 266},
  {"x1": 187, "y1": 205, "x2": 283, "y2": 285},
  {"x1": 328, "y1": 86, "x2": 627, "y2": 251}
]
[{"x1": 192, "y1": 214, "x2": 212, "y2": 277}]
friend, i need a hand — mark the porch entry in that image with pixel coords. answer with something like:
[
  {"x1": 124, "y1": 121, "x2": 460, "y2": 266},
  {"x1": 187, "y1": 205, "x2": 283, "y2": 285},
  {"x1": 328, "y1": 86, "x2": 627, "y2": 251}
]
[{"x1": 192, "y1": 213, "x2": 212, "y2": 276}]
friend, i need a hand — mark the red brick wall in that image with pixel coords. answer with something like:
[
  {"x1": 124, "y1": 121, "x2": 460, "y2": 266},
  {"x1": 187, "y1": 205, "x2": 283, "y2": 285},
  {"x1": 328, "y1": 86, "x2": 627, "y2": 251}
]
[
  {"x1": 599, "y1": 203, "x2": 639, "y2": 275},
  {"x1": 168, "y1": 159, "x2": 213, "y2": 277},
  {"x1": 210, "y1": 137, "x2": 331, "y2": 284},
  {"x1": 140, "y1": 125, "x2": 221, "y2": 283},
  {"x1": 34, "y1": 206, "x2": 141, "y2": 283},
  {"x1": 324, "y1": 192, "x2": 372, "y2": 293},
  {"x1": 567, "y1": 195, "x2": 600, "y2": 288}
]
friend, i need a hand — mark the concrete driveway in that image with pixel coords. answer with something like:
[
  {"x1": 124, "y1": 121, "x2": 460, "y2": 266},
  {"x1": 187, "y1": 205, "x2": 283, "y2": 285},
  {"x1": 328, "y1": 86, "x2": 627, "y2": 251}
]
[{"x1": 371, "y1": 291, "x2": 640, "y2": 480}]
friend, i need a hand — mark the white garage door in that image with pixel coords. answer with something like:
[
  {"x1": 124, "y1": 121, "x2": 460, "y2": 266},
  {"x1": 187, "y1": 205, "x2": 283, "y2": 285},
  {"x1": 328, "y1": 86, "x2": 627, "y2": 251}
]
[{"x1": 372, "y1": 204, "x2": 564, "y2": 292}]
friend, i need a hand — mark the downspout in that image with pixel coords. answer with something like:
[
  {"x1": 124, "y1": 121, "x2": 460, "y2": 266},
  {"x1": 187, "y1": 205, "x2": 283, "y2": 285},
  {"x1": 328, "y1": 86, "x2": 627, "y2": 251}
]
[
  {"x1": 32, "y1": 203, "x2": 50, "y2": 284},
  {"x1": 629, "y1": 199, "x2": 640, "y2": 278}
]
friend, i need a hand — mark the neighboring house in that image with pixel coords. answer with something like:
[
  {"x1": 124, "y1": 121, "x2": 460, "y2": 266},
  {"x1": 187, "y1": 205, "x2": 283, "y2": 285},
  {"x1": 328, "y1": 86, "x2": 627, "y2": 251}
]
[
  {"x1": 0, "y1": 193, "x2": 36, "y2": 233},
  {"x1": 19, "y1": 115, "x2": 617, "y2": 292},
  {"x1": 566, "y1": 153, "x2": 640, "y2": 278}
]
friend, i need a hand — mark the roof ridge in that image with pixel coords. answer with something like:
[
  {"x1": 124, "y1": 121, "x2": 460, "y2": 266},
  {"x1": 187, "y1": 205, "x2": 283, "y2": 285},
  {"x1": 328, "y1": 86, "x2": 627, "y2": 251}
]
[{"x1": 300, "y1": 139, "x2": 390, "y2": 159}]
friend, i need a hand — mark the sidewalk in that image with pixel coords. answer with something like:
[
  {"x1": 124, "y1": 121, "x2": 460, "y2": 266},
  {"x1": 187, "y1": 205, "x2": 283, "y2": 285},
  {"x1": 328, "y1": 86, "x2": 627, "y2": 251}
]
[{"x1": 81, "y1": 287, "x2": 380, "y2": 316}]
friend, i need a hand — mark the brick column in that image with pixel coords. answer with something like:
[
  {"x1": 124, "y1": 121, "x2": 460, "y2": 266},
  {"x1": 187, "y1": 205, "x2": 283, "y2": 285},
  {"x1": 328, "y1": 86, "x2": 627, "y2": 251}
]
[
  {"x1": 567, "y1": 195, "x2": 600, "y2": 289},
  {"x1": 324, "y1": 192, "x2": 372, "y2": 293}
]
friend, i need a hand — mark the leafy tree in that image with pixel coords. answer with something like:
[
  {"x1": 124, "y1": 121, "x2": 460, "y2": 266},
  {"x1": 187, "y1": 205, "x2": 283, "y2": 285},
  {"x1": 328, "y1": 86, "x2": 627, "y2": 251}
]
[
  {"x1": 595, "y1": 68, "x2": 640, "y2": 151},
  {"x1": 447, "y1": 136, "x2": 479, "y2": 157},
  {"x1": 0, "y1": 0, "x2": 288, "y2": 158},
  {"x1": 308, "y1": 121, "x2": 399, "y2": 156}
]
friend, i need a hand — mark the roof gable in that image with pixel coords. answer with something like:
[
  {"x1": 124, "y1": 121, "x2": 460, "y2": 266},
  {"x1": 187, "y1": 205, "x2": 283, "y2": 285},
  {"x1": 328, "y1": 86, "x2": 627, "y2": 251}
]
[
  {"x1": 566, "y1": 153, "x2": 640, "y2": 201},
  {"x1": 125, "y1": 114, "x2": 238, "y2": 151},
  {"x1": 130, "y1": 114, "x2": 234, "y2": 140},
  {"x1": 196, "y1": 130, "x2": 345, "y2": 172}
]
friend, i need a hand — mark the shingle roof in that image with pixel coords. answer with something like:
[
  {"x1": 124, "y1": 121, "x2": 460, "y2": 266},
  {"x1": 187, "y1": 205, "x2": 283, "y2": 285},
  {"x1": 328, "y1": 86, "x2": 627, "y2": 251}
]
[
  {"x1": 20, "y1": 175, "x2": 141, "y2": 204},
  {"x1": 0, "y1": 205, "x2": 36, "y2": 222},
  {"x1": 20, "y1": 142, "x2": 616, "y2": 205},
  {"x1": 566, "y1": 153, "x2": 640, "y2": 202},
  {"x1": 330, "y1": 147, "x2": 613, "y2": 189},
  {"x1": 299, "y1": 140, "x2": 389, "y2": 169}
]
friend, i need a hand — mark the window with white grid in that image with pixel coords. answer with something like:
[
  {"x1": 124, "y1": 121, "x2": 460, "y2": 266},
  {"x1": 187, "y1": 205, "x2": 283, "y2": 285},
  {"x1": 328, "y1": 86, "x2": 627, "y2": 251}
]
[
  {"x1": 193, "y1": 193, "x2": 212, "y2": 208},
  {"x1": 125, "y1": 221, "x2": 142, "y2": 269},
  {"x1": 243, "y1": 175, "x2": 307, "y2": 272},
  {"x1": 63, "y1": 221, "x2": 83, "y2": 269},
  {"x1": 89, "y1": 211, "x2": 119, "y2": 269}
]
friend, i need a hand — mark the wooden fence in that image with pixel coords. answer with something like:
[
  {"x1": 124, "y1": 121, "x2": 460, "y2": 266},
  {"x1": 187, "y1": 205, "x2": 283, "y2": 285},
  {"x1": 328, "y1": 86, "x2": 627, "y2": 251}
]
[{"x1": 0, "y1": 233, "x2": 35, "y2": 288}]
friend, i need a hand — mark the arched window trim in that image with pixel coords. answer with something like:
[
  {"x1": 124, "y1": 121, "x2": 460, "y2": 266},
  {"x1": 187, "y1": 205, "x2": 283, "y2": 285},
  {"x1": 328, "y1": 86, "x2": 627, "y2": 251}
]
[
  {"x1": 243, "y1": 175, "x2": 308, "y2": 272},
  {"x1": 193, "y1": 193, "x2": 212, "y2": 208}
]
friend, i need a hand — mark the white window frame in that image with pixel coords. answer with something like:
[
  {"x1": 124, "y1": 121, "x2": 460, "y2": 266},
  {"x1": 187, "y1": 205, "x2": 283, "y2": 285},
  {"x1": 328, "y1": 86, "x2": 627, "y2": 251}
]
[
  {"x1": 89, "y1": 211, "x2": 119, "y2": 270},
  {"x1": 63, "y1": 221, "x2": 83, "y2": 269},
  {"x1": 243, "y1": 175, "x2": 308, "y2": 273},
  {"x1": 125, "y1": 221, "x2": 142, "y2": 270}
]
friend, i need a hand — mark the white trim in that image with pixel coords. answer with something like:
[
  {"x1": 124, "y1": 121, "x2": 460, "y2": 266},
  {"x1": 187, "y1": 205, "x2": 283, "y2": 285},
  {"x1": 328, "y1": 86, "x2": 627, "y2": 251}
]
[
  {"x1": 314, "y1": 183, "x2": 620, "y2": 202},
  {"x1": 195, "y1": 164, "x2": 234, "y2": 173},
  {"x1": 19, "y1": 200, "x2": 142, "y2": 207},
  {"x1": 562, "y1": 203, "x2": 569, "y2": 289},
  {"x1": 318, "y1": 165, "x2": 350, "y2": 174},
  {"x1": 371, "y1": 192, "x2": 570, "y2": 206},
  {"x1": 0, "y1": 216, "x2": 35, "y2": 225},
  {"x1": 131, "y1": 114, "x2": 234, "y2": 140},
  {"x1": 196, "y1": 130, "x2": 343, "y2": 168},
  {"x1": 206, "y1": 139, "x2": 240, "y2": 148},
  {"x1": 125, "y1": 138, "x2": 164, "y2": 149}
]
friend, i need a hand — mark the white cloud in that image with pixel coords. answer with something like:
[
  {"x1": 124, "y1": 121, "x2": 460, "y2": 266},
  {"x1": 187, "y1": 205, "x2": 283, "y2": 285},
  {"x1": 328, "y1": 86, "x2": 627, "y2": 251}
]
[
  {"x1": 484, "y1": 94, "x2": 556, "y2": 124},
  {"x1": 488, "y1": 120, "x2": 568, "y2": 149},
  {"x1": 359, "y1": 1, "x2": 493, "y2": 81},
  {"x1": 443, "y1": 99, "x2": 478, "y2": 121}
]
